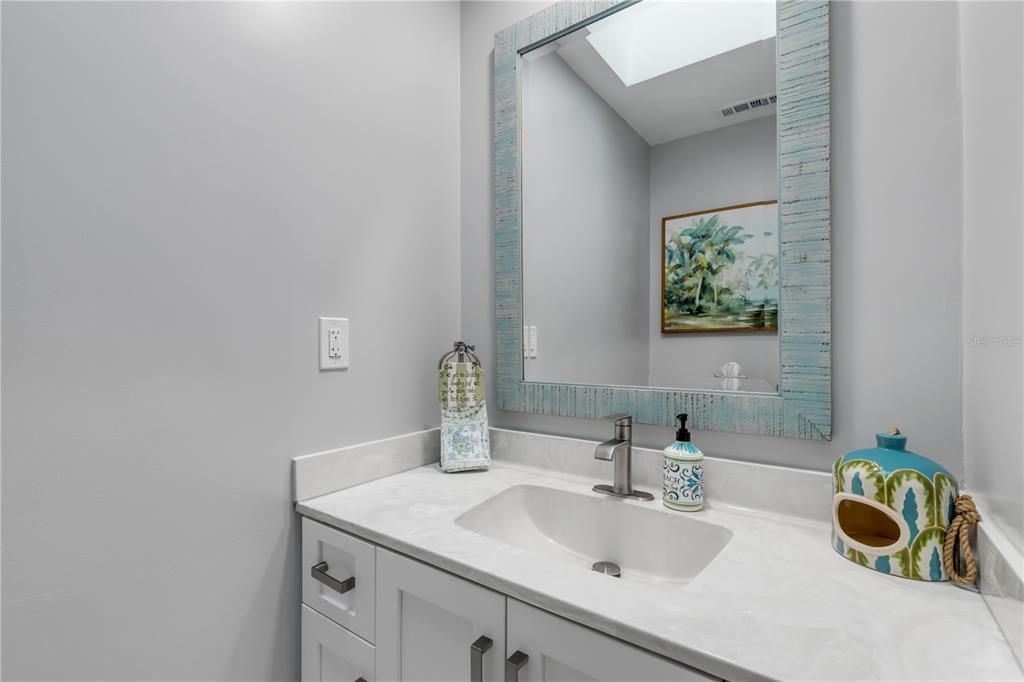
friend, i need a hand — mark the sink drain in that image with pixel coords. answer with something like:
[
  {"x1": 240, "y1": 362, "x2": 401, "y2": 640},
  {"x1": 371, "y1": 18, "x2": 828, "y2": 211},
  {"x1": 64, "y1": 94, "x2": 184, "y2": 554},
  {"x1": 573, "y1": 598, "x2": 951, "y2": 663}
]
[{"x1": 591, "y1": 561, "x2": 621, "y2": 578}]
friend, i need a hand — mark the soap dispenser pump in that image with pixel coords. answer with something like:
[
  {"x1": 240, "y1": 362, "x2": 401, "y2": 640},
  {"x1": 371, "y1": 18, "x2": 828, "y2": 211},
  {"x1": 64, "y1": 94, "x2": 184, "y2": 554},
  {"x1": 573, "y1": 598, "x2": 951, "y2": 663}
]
[{"x1": 662, "y1": 414, "x2": 704, "y2": 511}]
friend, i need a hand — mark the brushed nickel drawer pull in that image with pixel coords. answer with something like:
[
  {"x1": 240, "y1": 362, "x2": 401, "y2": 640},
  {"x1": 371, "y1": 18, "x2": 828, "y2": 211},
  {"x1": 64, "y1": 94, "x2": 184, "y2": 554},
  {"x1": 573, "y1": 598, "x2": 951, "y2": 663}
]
[
  {"x1": 471, "y1": 636, "x2": 493, "y2": 682},
  {"x1": 311, "y1": 561, "x2": 355, "y2": 595},
  {"x1": 505, "y1": 650, "x2": 528, "y2": 682}
]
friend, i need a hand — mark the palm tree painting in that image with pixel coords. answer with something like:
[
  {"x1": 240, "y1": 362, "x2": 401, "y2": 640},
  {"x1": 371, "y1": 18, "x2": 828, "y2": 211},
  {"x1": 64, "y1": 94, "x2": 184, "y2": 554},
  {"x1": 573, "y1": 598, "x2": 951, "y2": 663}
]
[{"x1": 661, "y1": 201, "x2": 779, "y2": 333}]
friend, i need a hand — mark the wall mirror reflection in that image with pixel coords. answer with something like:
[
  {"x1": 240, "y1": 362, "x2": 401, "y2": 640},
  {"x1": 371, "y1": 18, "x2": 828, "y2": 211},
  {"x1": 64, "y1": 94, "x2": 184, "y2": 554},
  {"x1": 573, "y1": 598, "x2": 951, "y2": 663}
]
[{"x1": 520, "y1": 0, "x2": 780, "y2": 394}]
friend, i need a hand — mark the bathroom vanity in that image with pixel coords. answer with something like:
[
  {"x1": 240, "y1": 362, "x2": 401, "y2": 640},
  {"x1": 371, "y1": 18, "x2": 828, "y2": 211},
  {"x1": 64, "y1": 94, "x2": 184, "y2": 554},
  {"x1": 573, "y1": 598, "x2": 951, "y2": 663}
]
[
  {"x1": 300, "y1": 517, "x2": 710, "y2": 682},
  {"x1": 293, "y1": 429, "x2": 1021, "y2": 682}
]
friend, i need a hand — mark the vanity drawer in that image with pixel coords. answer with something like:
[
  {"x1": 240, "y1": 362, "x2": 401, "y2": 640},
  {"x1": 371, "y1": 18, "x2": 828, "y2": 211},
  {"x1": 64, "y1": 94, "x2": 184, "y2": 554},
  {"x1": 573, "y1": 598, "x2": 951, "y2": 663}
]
[
  {"x1": 302, "y1": 517, "x2": 375, "y2": 642},
  {"x1": 301, "y1": 605, "x2": 375, "y2": 682}
]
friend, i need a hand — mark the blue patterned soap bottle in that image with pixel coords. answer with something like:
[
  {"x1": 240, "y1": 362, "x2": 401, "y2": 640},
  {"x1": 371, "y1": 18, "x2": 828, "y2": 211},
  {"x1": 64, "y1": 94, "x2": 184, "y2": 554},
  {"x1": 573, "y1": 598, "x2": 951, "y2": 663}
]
[{"x1": 663, "y1": 414, "x2": 703, "y2": 511}]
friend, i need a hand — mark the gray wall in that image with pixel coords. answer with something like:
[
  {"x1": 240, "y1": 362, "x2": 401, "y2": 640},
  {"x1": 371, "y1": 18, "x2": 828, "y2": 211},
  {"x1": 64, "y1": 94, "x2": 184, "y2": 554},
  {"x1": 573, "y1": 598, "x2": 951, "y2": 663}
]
[
  {"x1": 648, "y1": 116, "x2": 779, "y2": 389},
  {"x1": 462, "y1": 1, "x2": 966, "y2": 476},
  {"x1": 960, "y1": 1, "x2": 1024, "y2": 550},
  {"x1": 1, "y1": 2, "x2": 460, "y2": 679},
  {"x1": 522, "y1": 52, "x2": 650, "y2": 386}
]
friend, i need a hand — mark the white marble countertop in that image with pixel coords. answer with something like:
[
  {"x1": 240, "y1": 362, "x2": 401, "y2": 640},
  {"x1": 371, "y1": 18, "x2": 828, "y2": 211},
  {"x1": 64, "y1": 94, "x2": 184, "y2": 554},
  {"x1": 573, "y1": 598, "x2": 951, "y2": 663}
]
[{"x1": 296, "y1": 461, "x2": 1022, "y2": 681}]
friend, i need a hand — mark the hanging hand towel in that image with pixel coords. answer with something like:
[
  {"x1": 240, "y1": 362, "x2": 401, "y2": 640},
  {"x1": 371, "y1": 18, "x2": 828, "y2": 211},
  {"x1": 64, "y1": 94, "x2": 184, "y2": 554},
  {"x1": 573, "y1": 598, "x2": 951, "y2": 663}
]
[
  {"x1": 437, "y1": 343, "x2": 490, "y2": 472},
  {"x1": 440, "y1": 401, "x2": 490, "y2": 472}
]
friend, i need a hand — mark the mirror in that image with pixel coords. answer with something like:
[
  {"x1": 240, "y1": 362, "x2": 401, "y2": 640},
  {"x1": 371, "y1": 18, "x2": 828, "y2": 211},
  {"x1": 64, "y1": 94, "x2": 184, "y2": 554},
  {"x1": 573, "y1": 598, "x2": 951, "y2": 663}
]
[
  {"x1": 494, "y1": 0, "x2": 831, "y2": 439},
  {"x1": 521, "y1": 1, "x2": 779, "y2": 394}
]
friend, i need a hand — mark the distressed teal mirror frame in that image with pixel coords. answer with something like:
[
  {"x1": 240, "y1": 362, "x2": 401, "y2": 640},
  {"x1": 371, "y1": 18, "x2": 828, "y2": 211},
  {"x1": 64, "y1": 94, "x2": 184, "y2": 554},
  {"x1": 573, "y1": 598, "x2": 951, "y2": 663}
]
[{"x1": 494, "y1": 0, "x2": 831, "y2": 440}]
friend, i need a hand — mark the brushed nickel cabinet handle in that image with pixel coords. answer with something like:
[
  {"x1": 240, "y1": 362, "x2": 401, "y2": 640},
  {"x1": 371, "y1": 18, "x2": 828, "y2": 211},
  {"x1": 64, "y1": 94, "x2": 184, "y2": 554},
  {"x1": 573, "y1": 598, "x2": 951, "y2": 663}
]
[
  {"x1": 311, "y1": 561, "x2": 355, "y2": 595},
  {"x1": 505, "y1": 650, "x2": 528, "y2": 682},
  {"x1": 471, "y1": 636, "x2": 493, "y2": 682}
]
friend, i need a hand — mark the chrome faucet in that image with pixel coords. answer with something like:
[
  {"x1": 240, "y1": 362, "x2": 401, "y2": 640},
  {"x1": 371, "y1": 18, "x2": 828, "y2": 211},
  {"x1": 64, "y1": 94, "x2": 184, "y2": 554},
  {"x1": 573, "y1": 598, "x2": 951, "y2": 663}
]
[{"x1": 593, "y1": 415, "x2": 654, "y2": 501}]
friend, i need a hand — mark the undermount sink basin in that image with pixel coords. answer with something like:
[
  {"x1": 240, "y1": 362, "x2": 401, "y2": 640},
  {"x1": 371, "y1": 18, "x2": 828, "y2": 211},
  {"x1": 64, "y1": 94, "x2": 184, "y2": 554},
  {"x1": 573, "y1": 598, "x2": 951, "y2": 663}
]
[{"x1": 454, "y1": 484, "x2": 732, "y2": 584}]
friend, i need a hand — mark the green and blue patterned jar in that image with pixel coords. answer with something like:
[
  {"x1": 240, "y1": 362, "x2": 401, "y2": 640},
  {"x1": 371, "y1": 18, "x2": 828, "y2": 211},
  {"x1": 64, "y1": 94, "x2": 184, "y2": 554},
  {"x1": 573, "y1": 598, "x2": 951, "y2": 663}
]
[{"x1": 832, "y1": 429, "x2": 957, "y2": 581}]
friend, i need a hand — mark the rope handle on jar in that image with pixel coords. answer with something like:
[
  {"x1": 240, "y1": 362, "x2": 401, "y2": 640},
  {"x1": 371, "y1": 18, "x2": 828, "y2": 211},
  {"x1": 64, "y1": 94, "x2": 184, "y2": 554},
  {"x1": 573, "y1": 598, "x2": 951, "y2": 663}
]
[{"x1": 942, "y1": 494, "x2": 982, "y2": 586}]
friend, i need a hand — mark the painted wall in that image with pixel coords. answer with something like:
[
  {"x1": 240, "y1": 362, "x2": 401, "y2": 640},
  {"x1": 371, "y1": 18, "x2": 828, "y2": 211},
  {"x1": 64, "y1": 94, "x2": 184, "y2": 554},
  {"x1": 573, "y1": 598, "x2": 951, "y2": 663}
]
[
  {"x1": 1, "y1": 3, "x2": 460, "y2": 679},
  {"x1": 522, "y1": 52, "x2": 650, "y2": 386},
  {"x1": 648, "y1": 116, "x2": 779, "y2": 389},
  {"x1": 960, "y1": 0, "x2": 1024, "y2": 551},
  {"x1": 462, "y1": 1, "x2": 965, "y2": 475}
]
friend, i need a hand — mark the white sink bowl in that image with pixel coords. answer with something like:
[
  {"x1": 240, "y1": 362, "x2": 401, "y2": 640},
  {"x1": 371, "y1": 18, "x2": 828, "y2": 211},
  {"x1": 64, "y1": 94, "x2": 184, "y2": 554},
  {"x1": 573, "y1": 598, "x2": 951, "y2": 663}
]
[{"x1": 455, "y1": 484, "x2": 732, "y2": 584}]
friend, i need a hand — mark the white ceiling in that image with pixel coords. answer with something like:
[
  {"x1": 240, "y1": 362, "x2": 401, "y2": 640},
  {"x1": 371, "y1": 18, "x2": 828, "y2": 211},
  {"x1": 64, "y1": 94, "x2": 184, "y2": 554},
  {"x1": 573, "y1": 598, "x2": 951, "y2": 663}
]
[
  {"x1": 586, "y1": 0, "x2": 776, "y2": 87},
  {"x1": 552, "y1": 29, "x2": 776, "y2": 146}
]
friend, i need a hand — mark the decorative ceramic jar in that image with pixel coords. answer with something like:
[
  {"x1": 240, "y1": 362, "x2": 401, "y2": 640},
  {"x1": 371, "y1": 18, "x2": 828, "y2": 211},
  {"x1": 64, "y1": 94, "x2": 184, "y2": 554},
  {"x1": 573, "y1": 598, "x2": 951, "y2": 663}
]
[{"x1": 832, "y1": 430, "x2": 958, "y2": 581}]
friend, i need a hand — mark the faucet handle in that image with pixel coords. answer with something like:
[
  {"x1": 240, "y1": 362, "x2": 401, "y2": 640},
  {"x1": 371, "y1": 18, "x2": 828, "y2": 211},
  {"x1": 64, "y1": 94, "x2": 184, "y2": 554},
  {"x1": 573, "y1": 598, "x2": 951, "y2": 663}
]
[{"x1": 604, "y1": 414, "x2": 632, "y2": 440}]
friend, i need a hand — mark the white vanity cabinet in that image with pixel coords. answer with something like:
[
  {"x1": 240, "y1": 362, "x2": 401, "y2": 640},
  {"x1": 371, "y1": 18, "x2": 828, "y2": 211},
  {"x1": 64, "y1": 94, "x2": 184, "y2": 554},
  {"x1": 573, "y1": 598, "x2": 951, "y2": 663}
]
[
  {"x1": 300, "y1": 518, "x2": 717, "y2": 682},
  {"x1": 301, "y1": 516, "x2": 377, "y2": 682},
  {"x1": 376, "y1": 548, "x2": 506, "y2": 682}
]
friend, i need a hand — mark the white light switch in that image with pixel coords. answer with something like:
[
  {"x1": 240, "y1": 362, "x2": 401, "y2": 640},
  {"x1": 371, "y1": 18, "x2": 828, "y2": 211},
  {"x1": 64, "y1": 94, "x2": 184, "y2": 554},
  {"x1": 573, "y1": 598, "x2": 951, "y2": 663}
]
[
  {"x1": 319, "y1": 317, "x2": 349, "y2": 370},
  {"x1": 522, "y1": 325, "x2": 538, "y2": 359}
]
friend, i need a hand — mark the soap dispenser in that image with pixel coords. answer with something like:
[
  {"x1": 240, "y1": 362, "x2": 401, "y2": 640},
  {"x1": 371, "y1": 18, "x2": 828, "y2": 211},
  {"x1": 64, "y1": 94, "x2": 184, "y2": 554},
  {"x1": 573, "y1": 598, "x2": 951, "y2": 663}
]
[{"x1": 662, "y1": 414, "x2": 703, "y2": 511}]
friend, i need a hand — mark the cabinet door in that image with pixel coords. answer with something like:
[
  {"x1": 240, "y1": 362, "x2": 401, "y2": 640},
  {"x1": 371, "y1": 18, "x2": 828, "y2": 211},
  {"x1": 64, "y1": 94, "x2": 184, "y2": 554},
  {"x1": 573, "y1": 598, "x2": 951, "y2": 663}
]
[
  {"x1": 506, "y1": 600, "x2": 716, "y2": 682},
  {"x1": 376, "y1": 548, "x2": 506, "y2": 682},
  {"x1": 301, "y1": 605, "x2": 375, "y2": 682}
]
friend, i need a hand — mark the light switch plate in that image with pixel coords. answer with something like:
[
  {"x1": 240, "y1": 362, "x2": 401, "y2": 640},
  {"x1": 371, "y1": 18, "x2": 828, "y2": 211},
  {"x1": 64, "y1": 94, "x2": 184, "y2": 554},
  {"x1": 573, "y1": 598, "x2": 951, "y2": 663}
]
[
  {"x1": 319, "y1": 317, "x2": 349, "y2": 370},
  {"x1": 523, "y1": 326, "x2": 538, "y2": 359}
]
